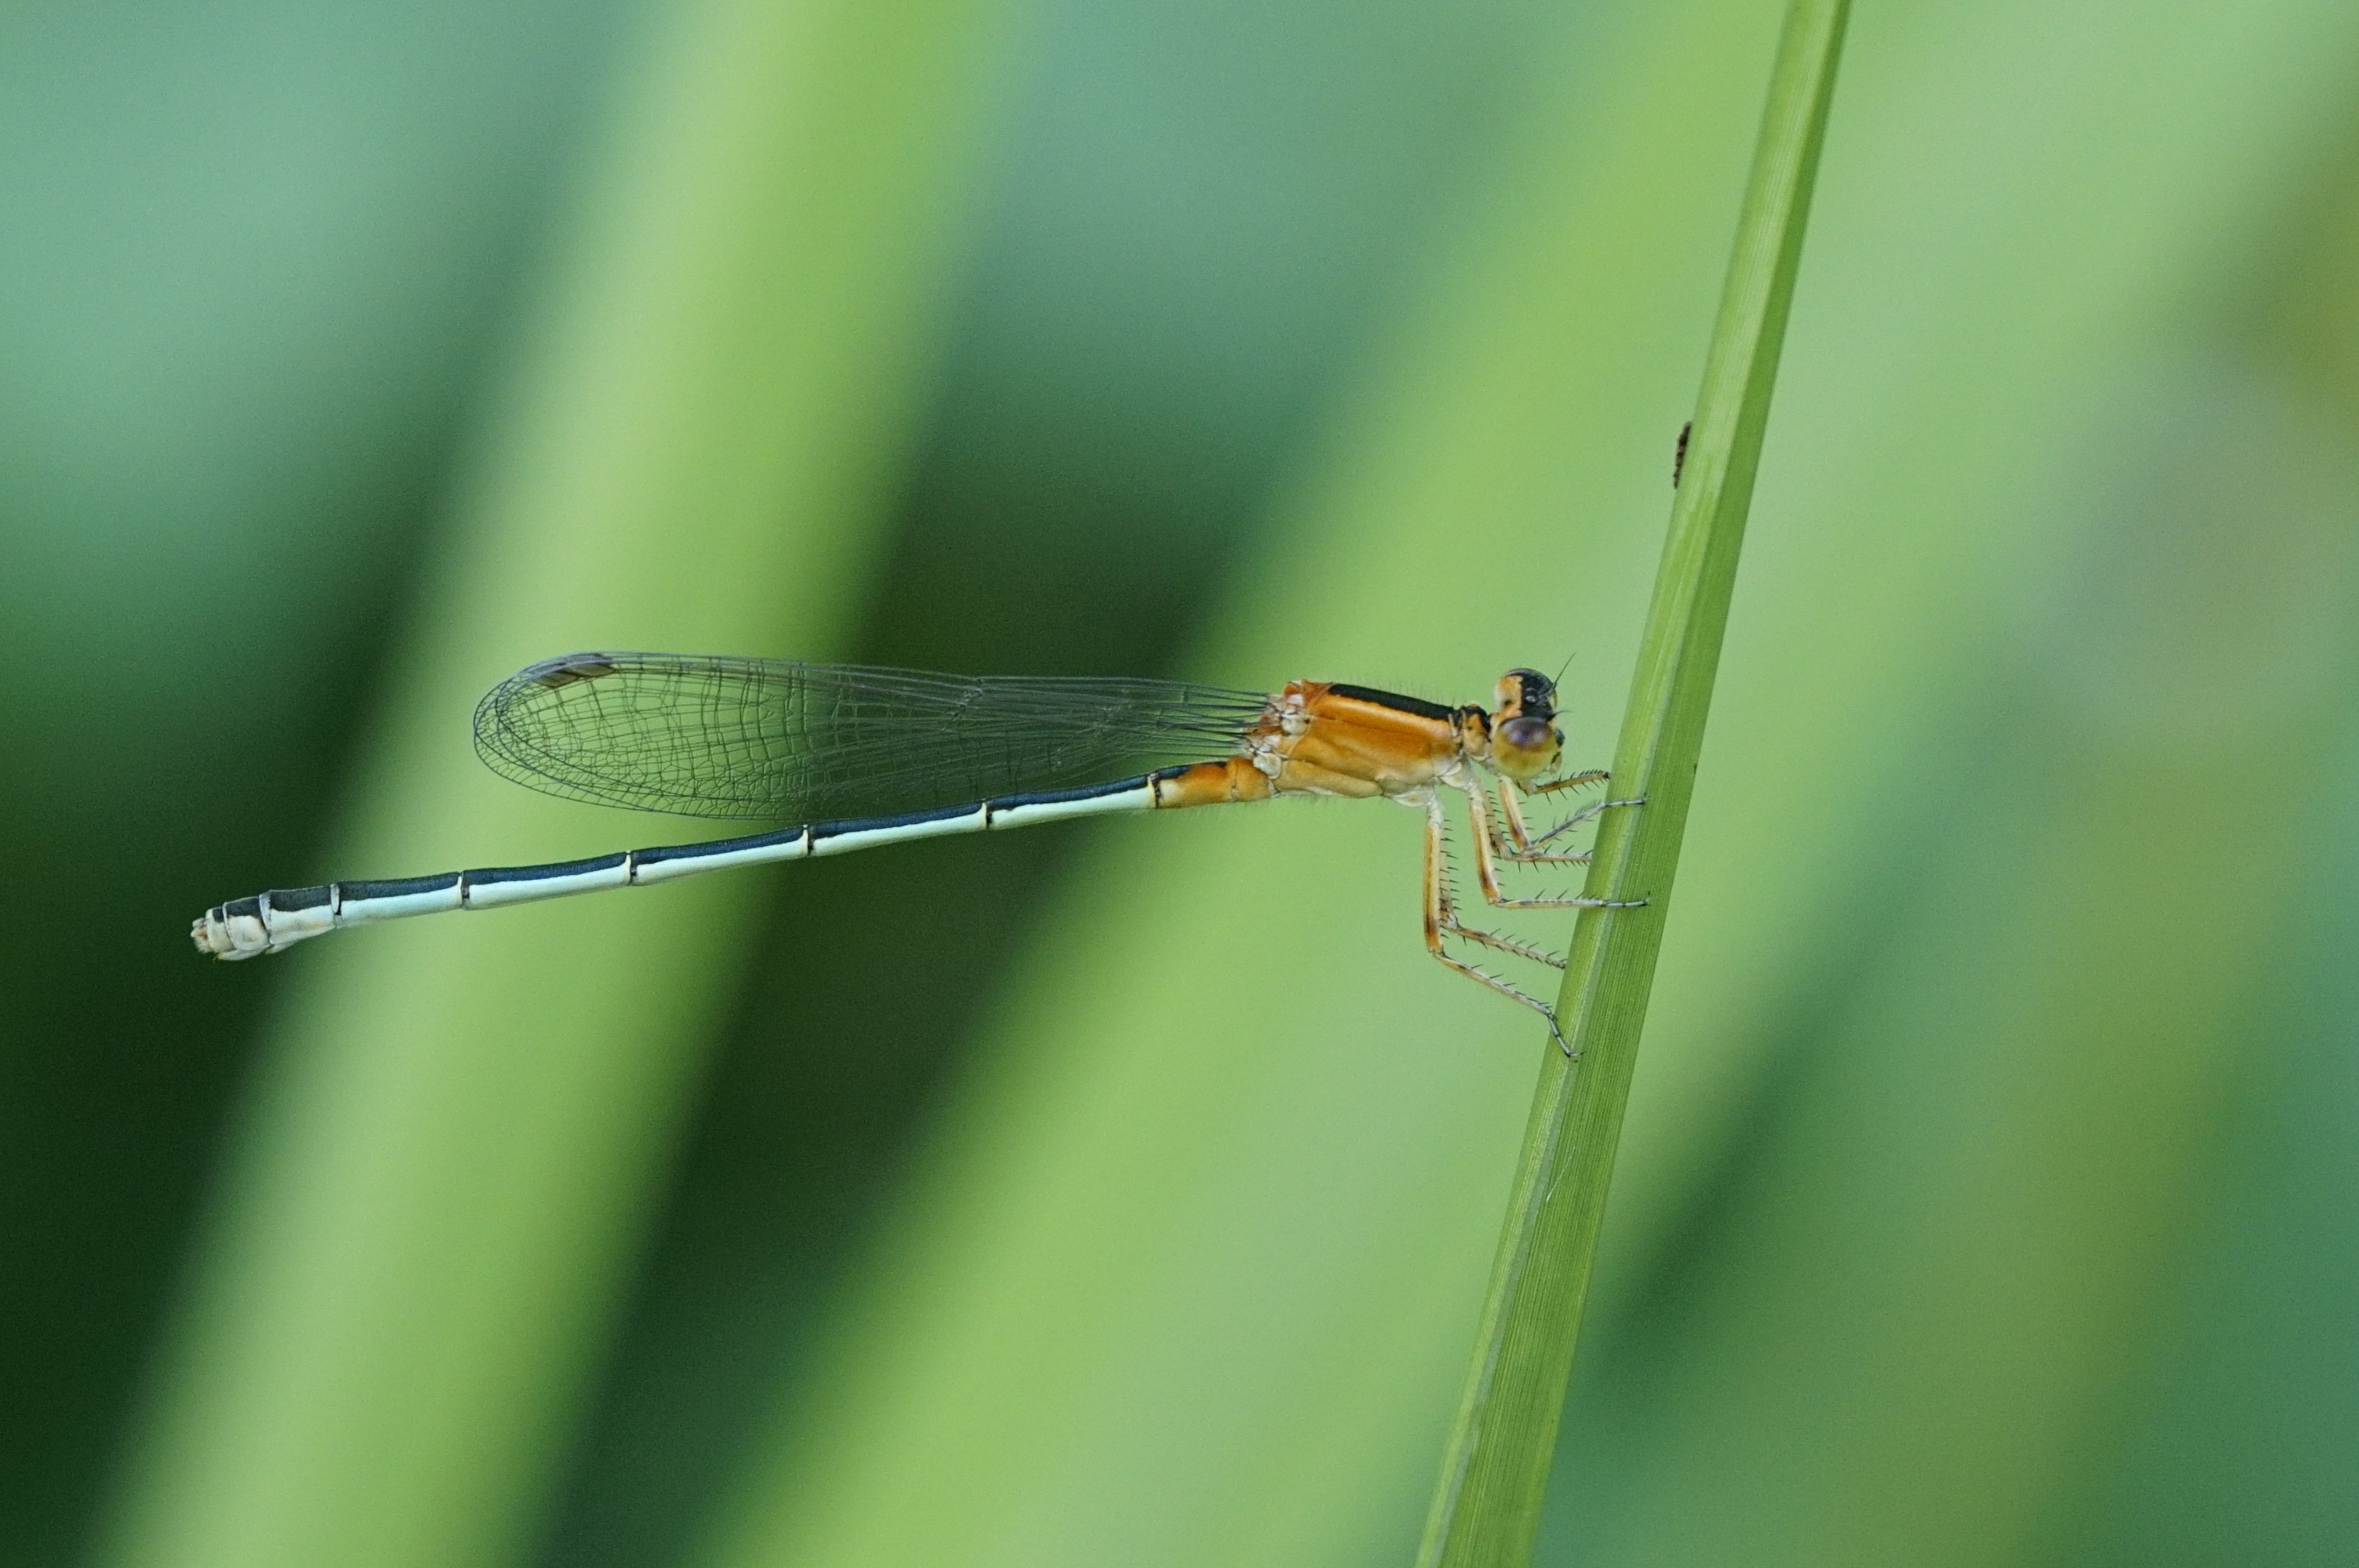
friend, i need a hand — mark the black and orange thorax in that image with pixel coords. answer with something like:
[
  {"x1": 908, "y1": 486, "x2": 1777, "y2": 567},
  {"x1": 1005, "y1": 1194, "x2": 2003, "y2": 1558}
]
[{"x1": 1150, "y1": 681, "x2": 1476, "y2": 808}]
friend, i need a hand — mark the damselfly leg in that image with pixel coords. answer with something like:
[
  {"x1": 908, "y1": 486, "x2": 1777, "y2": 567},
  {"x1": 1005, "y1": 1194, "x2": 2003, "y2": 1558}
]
[
  {"x1": 1491, "y1": 770, "x2": 1608, "y2": 867},
  {"x1": 1423, "y1": 793, "x2": 1573, "y2": 1051},
  {"x1": 1461, "y1": 778, "x2": 1645, "y2": 918},
  {"x1": 1517, "y1": 773, "x2": 1647, "y2": 851},
  {"x1": 1421, "y1": 778, "x2": 1645, "y2": 1055}
]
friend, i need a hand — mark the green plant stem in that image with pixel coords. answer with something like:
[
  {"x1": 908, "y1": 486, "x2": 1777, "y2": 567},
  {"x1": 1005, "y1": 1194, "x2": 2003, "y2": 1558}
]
[{"x1": 1415, "y1": 3, "x2": 1849, "y2": 1564}]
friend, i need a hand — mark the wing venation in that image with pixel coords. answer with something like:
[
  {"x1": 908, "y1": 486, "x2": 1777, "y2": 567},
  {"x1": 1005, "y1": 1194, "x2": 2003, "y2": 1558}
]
[{"x1": 472, "y1": 652, "x2": 1270, "y2": 820}]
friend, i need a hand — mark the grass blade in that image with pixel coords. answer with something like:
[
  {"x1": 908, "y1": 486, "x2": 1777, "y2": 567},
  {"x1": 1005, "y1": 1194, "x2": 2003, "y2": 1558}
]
[{"x1": 1416, "y1": 3, "x2": 1851, "y2": 1563}]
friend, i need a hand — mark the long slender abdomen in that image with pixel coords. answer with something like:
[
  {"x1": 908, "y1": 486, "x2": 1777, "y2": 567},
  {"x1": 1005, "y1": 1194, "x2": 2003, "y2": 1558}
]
[{"x1": 191, "y1": 773, "x2": 1176, "y2": 960}]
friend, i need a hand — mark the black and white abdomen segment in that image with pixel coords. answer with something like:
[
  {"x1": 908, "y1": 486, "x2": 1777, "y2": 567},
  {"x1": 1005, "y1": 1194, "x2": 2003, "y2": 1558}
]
[{"x1": 190, "y1": 775, "x2": 1165, "y2": 960}]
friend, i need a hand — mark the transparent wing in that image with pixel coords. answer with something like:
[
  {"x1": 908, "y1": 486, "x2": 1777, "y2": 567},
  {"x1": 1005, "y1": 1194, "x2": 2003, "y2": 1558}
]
[{"x1": 471, "y1": 652, "x2": 1272, "y2": 820}]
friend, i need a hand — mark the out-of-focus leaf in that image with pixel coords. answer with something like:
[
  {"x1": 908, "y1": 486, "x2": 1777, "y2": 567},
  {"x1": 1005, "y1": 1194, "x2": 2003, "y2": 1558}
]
[{"x1": 93, "y1": 2, "x2": 1016, "y2": 1566}]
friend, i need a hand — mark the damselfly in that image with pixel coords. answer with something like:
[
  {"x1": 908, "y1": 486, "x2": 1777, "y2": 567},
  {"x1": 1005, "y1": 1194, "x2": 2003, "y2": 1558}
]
[{"x1": 191, "y1": 654, "x2": 1643, "y2": 1043}]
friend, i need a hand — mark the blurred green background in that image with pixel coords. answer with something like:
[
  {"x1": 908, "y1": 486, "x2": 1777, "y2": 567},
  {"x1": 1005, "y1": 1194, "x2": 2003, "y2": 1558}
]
[{"x1": 5, "y1": 0, "x2": 2357, "y2": 1565}]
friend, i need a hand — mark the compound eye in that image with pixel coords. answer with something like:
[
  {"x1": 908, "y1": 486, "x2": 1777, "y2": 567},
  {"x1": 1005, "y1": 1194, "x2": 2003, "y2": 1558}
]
[{"x1": 1499, "y1": 716, "x2": 1555, "y2": 753}]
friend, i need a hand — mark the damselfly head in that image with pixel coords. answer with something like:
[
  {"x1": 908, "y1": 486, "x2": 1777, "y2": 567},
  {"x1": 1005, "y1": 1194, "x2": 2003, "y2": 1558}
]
[
  {"x1": 1496, "y1": 668, "x2": 1557, "y2": 719},
  {"x1": 1490, "y1": 668, "x2": 1563, "y2": 783}
]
